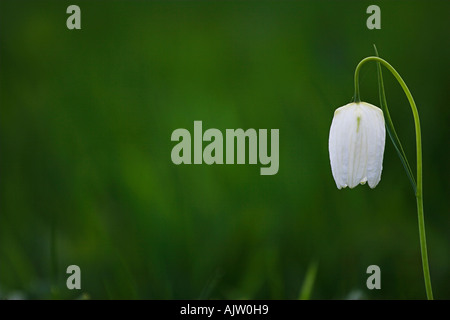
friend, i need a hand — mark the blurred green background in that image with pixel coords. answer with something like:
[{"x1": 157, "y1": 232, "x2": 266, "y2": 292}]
[{"x1": 1, "y1": 0, "x2": 449, "y2": 299}]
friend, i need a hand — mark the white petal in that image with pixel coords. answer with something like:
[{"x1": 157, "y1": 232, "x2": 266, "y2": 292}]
[
  {"x1": 329, "y1": 106, "x2": 342, "y2": 188},
  {"x1": 329, "y1": 103, "x2": 352, "y2": 189},
  {"x1": 360, "y1": 103, "x2": 386, "y2": 188},
  {"x1": 347, "y1": 104, "x2": 366, "y2": 188}
]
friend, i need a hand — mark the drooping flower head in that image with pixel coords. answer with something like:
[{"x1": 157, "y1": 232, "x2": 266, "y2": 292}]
[{"x1": 329, "y1": 102, "x2": 386, "y2": 189}]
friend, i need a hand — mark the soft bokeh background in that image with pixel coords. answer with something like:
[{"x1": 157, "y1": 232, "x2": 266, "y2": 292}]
[{"x1": 1, "y1": 0, "x2": 449, "y2": 299}]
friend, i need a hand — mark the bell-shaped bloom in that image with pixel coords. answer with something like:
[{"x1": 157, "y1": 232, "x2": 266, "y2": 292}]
[{"x1": 329, "y1": 102, "x2": 386, "y2": 189}]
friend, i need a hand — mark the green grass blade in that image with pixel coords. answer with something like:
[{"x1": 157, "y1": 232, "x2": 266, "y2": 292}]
[
  {"x1": 374, "y1": 45, "x2": 417, "y2": 193},
  {"x1": 298, "y1": 261, "x2": 318, "y2": 300}
]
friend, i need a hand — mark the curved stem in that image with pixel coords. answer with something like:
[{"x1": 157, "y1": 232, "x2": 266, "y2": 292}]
[
  {"x1": 354, "y1": 69, "x2": 361, "y2": 103},
  {"x1": 354, "y1": 56, "x2": 433, "y2": 300}
]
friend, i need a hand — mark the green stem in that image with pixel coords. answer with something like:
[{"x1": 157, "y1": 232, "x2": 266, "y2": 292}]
[
  {"x1": 354, "y1": 69, "x2": 361, "y2": 103},
  {"x1": 354, "y1": 56, "x2": 433, "y2": 300}
]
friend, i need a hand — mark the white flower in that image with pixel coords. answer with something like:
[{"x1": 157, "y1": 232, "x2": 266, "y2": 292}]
[{"x1": 328, "y1": 102, "x2": 386, "y2": 189}]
